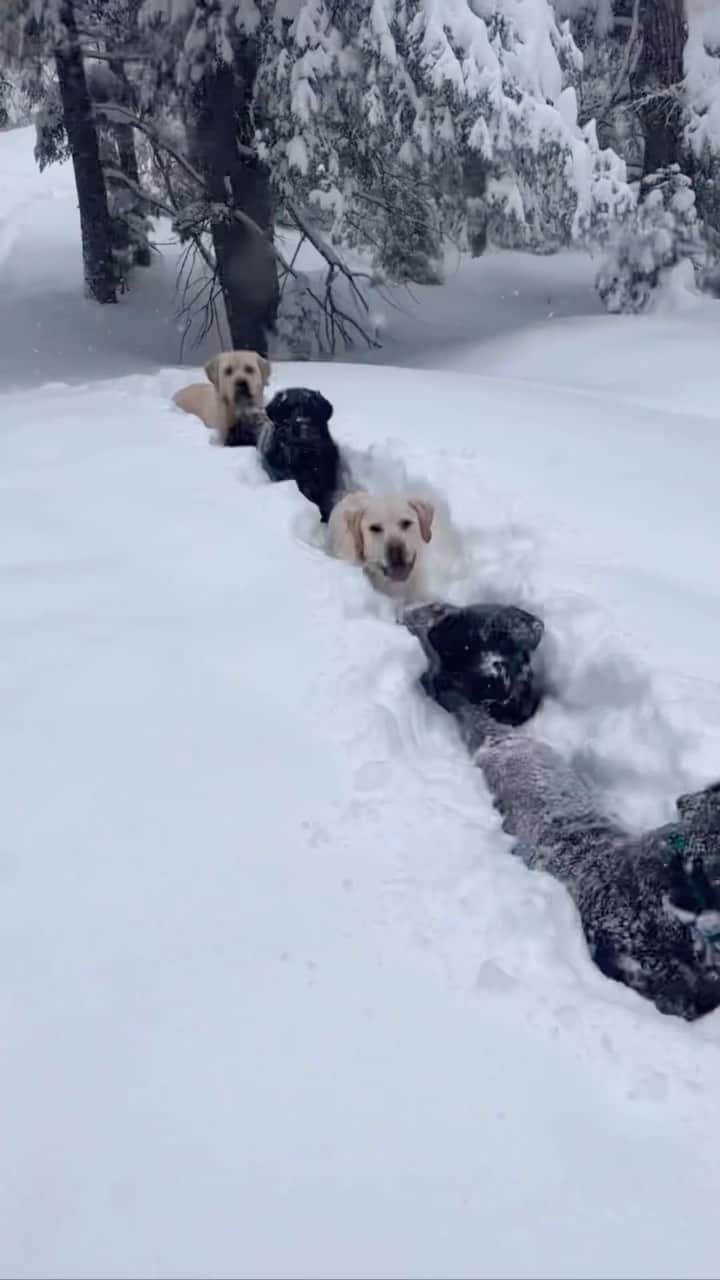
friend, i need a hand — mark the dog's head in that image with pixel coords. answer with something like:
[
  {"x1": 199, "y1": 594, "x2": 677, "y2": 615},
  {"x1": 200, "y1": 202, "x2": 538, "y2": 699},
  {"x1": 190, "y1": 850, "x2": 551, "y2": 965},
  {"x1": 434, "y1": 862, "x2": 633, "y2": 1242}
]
[
  {"x1": 344, "y1": 494, "x2": 434, "y2": 584},
  {"x1": 267, "y1": 388, "x2": 333, "y2": 433},
  {"x1": 205, "y1": 350, "x2": 271, "y2": 413}
]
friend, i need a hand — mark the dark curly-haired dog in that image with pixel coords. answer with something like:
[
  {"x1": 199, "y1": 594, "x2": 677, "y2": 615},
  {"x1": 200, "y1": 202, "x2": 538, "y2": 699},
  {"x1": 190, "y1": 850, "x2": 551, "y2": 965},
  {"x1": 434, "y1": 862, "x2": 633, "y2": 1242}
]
[
  {"x1": 258, "y1": 388, "x2": 345, "y2": 523},
  {"x1": 405, "y1": 601, "x2": 545, "y2": 726},
  {"x1": 404, "y1": 601, "x2": 720, "y2": 1020}
]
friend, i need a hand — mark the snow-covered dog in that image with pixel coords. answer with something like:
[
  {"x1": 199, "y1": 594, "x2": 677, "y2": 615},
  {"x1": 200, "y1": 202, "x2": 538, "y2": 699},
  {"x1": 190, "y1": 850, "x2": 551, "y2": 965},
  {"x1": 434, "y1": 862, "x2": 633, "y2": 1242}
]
[
  {"x1": 327, "y1": 491, "x2": 434, "y2": 603},
  {"x1": 259, "y1": 387, "x2": 345, "y2": 523},
  {"x1": 173, "y1": 350, "x2": 271, "y2": 446}
]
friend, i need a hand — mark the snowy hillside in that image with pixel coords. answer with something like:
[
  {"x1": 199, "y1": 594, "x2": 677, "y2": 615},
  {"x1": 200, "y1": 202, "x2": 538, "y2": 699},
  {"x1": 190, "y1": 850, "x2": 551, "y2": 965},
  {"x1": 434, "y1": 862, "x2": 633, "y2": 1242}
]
[{"x1": 2, "y1": 126, "x2": 720, "y2": 1279}]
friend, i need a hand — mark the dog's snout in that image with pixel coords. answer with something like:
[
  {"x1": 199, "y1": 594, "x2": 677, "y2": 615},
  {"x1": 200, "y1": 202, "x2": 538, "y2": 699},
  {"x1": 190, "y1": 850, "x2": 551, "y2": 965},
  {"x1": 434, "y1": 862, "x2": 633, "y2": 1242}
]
[
  {"x1": 234, "y1": 377, "x2": 251, "y2": 399},
  {"x1": 386, "y1": 538, "x2": 407, "y2": 567}
]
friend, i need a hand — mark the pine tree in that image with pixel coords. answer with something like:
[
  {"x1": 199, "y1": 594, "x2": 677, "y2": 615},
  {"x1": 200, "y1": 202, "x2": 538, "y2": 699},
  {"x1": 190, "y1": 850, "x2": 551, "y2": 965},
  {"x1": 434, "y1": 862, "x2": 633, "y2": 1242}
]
[
  {"x1": 11, "y1": 0, "x2": 633, "y2": 347},
  {"x1": 133, "y1": 0, "x2": 634, "y2": 350},
  {"x1": 83, "y1": 0, "x2": 153, "y2": 272},
  {"x1": 2, "y1": 0, "x2": 117, "y2": 303},
  {"x1": 685, "y1": 0, "x2": 720, "y2": 263},
  {"x1": 54, "y1": 0, "x2": 118, "y2": 302},
  {"x1": 631, "y1": 0, "x2": 687, "y2": 176},
  {"x1": 561, "y1": 2, "x2": 691, "y2": 179},
  {"x1": 597, "y1": 164, "x2": 701, "y2": 312},
  {"x1": 138, "y1": 0, "x2": 279, "y2": 354},
  {"x1": 258, "y1": 0, "x2": 632, "y2": 280}
]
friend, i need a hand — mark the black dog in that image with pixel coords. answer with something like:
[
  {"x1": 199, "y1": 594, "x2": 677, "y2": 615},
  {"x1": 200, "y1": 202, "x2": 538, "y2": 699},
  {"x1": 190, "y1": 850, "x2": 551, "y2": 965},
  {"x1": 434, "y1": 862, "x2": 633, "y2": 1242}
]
[
  {"x1": 404, "y1": 602, "x2": 545, "y2": 726},
  {"x1": 259, "y1": 388, "x2": 344, "y2": 523},
  {"x1": 224, "y1": 405, "x2": 270, "y2": 449}
]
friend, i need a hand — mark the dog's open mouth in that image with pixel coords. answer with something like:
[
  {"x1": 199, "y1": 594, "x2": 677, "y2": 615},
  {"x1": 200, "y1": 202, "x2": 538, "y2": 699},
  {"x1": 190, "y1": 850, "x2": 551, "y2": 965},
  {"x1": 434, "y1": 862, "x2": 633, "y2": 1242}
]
[{"x1": 381, "y1": 555, "x2": 416, "y2": 583}]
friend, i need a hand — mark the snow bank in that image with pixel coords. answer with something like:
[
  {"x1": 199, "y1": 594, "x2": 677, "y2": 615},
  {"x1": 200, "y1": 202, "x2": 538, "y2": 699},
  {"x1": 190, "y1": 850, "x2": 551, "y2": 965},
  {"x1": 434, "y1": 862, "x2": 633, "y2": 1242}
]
[{"x1": 2, "y1": 362, "x2": 720, "y2": 1278}]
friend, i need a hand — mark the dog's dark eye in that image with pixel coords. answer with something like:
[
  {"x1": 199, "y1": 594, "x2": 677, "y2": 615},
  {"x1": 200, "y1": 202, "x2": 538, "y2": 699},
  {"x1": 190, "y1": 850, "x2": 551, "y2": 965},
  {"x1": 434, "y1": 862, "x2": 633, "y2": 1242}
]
[
  {"x1": 369, "y1": 523, "x2": 383, "y2": 535},
  {"x1": 224, "y1": 366, "x2": 233, "y2": 377},
  {"x1": 399, "y1": 519, "x2": 413, "y2": 531},
  {"x1": 244, "y1": 365, "x2": 254, "y2": 375}
]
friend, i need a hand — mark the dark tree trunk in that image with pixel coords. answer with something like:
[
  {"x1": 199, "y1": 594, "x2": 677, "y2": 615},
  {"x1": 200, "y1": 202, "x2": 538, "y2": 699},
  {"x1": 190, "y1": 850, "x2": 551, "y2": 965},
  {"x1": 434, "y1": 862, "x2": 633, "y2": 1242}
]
[
  {"x1": 54, "y1": 0, "x2": 117, "y2": 303},
  {"x1": 190, "y1": 52, "x2": 278, "y2": 356},
  {"x1": 0, "y1": 75, "x2": 9, "y2": 130},
  {"x1": 464, "y1": 152, "x2": 488, "y2": 258},
  {"x1": 634, "y1": 0, "x2": 688, "y2": 177},
  {"x1": 108, "y1": 60, "x2": 151, "y2": 268}
]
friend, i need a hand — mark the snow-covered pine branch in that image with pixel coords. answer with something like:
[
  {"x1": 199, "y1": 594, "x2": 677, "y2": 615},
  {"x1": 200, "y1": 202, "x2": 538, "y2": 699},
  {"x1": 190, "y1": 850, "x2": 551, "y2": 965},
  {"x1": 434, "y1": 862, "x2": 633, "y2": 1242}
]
[
  {"x1": 257, "y1": 0, "x2": 633, "y2": 279},
  {"x1": 685, "y1": 0, "x2": 720, "y2": 254}
]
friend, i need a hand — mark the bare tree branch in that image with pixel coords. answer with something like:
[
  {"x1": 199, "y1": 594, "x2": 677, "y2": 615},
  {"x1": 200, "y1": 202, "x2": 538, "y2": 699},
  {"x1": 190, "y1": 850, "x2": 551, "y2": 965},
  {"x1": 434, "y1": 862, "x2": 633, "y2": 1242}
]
[
  {"x1": 79, "y1": 48, "x2": 152, "y2": 62},
  {"x1": 94, "y1": 101, "x2": 210, "y2": 189},
  {"x1": 285, "y1": 199, "x2": 374, "y2": 313},
  {"x1": 99, "y1": 98, "x2": 380, "y2": 353}
]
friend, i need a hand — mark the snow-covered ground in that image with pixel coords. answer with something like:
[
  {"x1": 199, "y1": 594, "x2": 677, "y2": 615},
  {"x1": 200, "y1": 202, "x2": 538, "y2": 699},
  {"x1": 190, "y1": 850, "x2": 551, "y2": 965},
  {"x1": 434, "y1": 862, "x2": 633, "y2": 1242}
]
[{"x1": 3, "y1": 125, "x2": 720, "y2": 1279}]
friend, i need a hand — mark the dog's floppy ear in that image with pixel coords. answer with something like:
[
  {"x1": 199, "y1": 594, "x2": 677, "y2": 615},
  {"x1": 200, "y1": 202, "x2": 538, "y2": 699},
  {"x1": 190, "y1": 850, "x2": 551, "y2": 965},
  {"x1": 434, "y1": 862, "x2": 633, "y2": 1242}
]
[
  {"x1": 410, "y1": 499, "x2": 434, "y2": 544},
  {"x1": 258, "y1": 355, "x2": 271, "y2": 385},
  {"x1": 266, "y1": 390, "x2": 288, "y2": 424},
  {"x1": 204, "y1": 356, "x2": 220, "y2": 388},
  {"x1": 317, "y1": 392, "x2": 333, "y2": 422},
  {"x1": 345, "y1": 505, "x2": 366, "y2": 561}
]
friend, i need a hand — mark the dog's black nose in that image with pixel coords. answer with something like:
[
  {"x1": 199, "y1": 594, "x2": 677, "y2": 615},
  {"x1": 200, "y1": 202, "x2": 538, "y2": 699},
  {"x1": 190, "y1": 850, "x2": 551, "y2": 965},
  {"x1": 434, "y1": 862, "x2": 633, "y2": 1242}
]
[
  {"x1": 386, "y1": 539, "x2": 407, "y2": 567},
  {"x1": 234, "y1": 379, "x2": 251, "y2": 400}
]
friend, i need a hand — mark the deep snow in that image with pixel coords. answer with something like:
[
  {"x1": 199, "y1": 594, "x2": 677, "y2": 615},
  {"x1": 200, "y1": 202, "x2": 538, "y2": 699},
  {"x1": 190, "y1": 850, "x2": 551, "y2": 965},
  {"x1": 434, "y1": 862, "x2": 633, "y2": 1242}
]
[{"x1": 2, "y1": 125, "x2": 720, "y2": 1279}]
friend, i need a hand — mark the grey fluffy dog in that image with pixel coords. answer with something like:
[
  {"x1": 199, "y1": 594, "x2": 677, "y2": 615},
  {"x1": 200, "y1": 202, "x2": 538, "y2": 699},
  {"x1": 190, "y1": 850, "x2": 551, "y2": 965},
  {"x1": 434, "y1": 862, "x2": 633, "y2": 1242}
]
[{"x1": 405, "y1": 601, "x2": 720, "y2": 1021}]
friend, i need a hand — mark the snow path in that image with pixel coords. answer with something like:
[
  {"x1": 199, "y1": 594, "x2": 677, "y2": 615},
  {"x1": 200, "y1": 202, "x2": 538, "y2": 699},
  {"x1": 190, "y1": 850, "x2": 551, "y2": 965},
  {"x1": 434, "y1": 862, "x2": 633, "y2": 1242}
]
[{"x1": 2, "y1": 367, "x2": 720, "y2": 1279}]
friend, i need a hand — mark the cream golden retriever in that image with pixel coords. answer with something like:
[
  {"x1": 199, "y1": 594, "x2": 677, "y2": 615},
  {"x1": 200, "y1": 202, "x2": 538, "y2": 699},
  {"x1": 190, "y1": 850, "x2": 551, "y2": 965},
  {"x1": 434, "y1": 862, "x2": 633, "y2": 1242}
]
[
  {"x1": 327, "y1": 491, "x2": 435, "y2": 602},
  {"x1": 173, "y1": 350, "x2": 271, "y2": 446}
]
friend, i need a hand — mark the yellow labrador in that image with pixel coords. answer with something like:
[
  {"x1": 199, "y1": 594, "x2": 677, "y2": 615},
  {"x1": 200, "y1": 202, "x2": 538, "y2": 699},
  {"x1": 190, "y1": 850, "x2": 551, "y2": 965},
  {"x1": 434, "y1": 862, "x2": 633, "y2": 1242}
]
[
  {"x1": 173, "y1": 350, "x2": 271, "y2": 446},
  {"x1": 328, "y1": 491, "x2": 434, "y2": 602}
]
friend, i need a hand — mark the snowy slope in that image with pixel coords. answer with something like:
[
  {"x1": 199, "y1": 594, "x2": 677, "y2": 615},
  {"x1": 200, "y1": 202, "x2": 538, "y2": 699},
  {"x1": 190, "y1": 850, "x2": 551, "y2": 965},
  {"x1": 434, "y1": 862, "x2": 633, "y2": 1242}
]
[{"x1": 3, "y1": 127, "x2": 720, "y2": 1279}]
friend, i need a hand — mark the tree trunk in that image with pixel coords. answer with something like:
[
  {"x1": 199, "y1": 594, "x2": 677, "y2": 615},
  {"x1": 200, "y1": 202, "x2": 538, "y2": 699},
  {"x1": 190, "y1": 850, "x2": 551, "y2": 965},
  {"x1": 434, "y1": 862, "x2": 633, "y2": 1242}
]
[
  {"x1": 464, "y1": 152, "x2": 488, "y2": 258},
  {"x1": 108, "y1": 60, "x2": 151, "y2": 268},
  {"x1": 190, "y1": 53, "x2": 278, "y2": 356},
  {"x1": 634, "y1": 0, "x2": 687, "y2": 177},
  {"x1": 54, "y1": 0, "x2": 116, "y2": 303}
]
